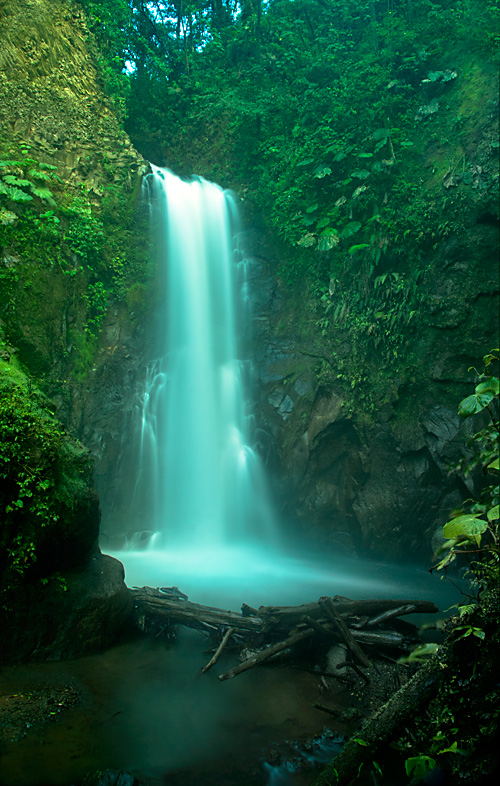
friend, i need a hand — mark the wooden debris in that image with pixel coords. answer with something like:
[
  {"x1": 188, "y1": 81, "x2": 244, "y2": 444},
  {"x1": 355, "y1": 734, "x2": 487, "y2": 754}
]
[
  {"x1": 319, "y1": 596, "x2": 371, "y2": 670},
  {"x1": 351, "y1": 629, "x2": 407, "y2": 649},
  {"x1": 130, "y1": 587, "x2": 438, "y2": 683},
  {"x1": 159, "y1": 586, "x2": 189, "y2": 601},
  {"x1": 131, "y1": 588, "x2": 263, "y2": 633},
  {"x1": 218, "y1": 627, "x2": 314, "y2": 681},
  {"x1": 241, "y1": 603, "x2": 258, "y2": 616},
  {"x1": 201, "y1": 627, "x2": 235, "y2": 673},
  {"x1": 366, "y1": 604, "x2": 417, "y2": 627}
]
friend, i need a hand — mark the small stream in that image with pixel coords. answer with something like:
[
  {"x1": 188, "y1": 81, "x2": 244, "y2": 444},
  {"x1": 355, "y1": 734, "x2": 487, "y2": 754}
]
[
  {"x1": 0, "y1": 628, "x2": 353, "y2": 786},
  {"x1": 0, "y1": 545, "x2": 462, "y2": 786}
]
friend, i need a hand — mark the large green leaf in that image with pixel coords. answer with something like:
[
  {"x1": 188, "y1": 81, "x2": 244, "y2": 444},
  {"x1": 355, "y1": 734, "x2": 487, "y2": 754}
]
[
  {"x1": 297, "y1": 232, "x2": 316, "y2": 247},
  {"x1": 476, "y1": 376, "x2": 499, "y2": 396},
  {"x1": 348, "y1": 243, "x2": 370, "y2": 254},
  {"x1": 0, "y1": 208, "x2": 17, "y2": 225},
  {"x1": 28, "y1": 168, "x2": 52, "y2": 181},
  {"x1": 340, "y1": 220, "x2": 362, "y2": 238},
  {"x1": 318, "y1": 228, "x2": 340, "y2": 252},
  {"x1": 350, "y1": 169, "x2": 370, "y2": 179},
  {"x1": 458, "y1": 394, "x2": 487, "y2": 417},
  {"x1": 30, "y1": 185, "x2": 53, "y2": 200},
  {"x1": 3, "y1": 175, "x2": 32, "y2": 187},
  {"x1": 487, "y1": 505, "x2": 499, "y2": 522},
  {"x1": 1, "y1": 184, "x2": 33, "y2": 202},
  {"x1": 313, "y1": 165, "x2": 332, "y2": 179},
  {"x1": 459, "y1": 376, "x2": 499, "y2": 417},
  {"x1": 405, "y1": 756, "x2": 436, "y2": 780},
  {"x1": 399, "y1": 643, "x2": 439, "y2": 664},
  {"x1": 371, "y1": 128, "x2": 390, "y2": 142},
  {"x1": 443, "y1": 515, "x2": 487, "y2": 545}
]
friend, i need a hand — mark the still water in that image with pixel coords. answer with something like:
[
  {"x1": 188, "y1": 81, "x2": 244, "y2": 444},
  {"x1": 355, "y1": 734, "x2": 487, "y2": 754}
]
[
  {"x1": 0, "y1": 541, "x2": 462, "y2": 786},
  {"x1": 0, "y1": 627, "x2": 353, "y2": 786}
]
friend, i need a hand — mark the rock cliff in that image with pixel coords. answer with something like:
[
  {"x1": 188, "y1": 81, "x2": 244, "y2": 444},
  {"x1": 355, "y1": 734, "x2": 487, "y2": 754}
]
[{"x1": 0, "y1": 0, "x2": 145, "y2": 661}]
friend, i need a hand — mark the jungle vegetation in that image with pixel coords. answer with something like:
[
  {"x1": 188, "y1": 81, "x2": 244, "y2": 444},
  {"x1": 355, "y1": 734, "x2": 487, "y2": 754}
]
[
  {"x1": 70, "y1": 4, "x2": 500, "y2": 782},
  {"x1": 78, "y1": 0, "x2": 500, "y2": 404},
  {"x1": 0, "y1": 2, "x2": 498, "y2": 782}
]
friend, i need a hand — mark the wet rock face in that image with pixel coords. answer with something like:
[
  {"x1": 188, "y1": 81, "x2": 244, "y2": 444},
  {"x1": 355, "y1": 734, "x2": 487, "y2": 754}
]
[
  {"x1": 0, "y1": 0, "x2": 145, "y2": 189},
  {"x1": 246, "y1": 226, "x2": 496, "y2": 562},
  {"x1": 0, "y1": 553, "x2": 134, "y2": 663},
  {"x1": 0, "y1": 0, "x2": 140, "y2": 660}
]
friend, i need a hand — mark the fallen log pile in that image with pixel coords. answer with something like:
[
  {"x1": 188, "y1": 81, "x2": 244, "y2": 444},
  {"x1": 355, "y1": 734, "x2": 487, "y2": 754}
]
[{"x1": 131, "y1": 586, "x2": 438, "y2": 682}]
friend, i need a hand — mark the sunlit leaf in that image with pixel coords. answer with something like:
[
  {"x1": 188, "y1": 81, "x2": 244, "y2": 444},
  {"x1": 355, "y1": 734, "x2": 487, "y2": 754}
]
[
  {"x1": 351, "y1": 169, "x2": 370, "y2": 179},
  {"x1": 3, "y1": 175, "x2": 32, "y2": 187},
  {"x1": 3, "y1": 184, "x2": 33, "y2": 202},
  {"x1": 0, "y1": 208, "x2": 18, "y2": 225},
  {"x1": 457, "y1": 380, "x2": 498, "y2": 417},
  {"x1": 476, "y1": 376, "x2": 499, "y2": 396},
  {"x1": 352, "y1": 185, "x2": 368, "y2": 199},
  {"x1": 313, "y1": 165, "x2": 332, "y2": 179},
  {"x1": 348, "y1": 243, "x2": 370, "y2": 254},
  {"x1": 297, "y1": 232, "x2": 316, "y2": 247},
  {"x1": 28, "y1": 168, "x2": 52, "y2": 180},
  {"x1": 399, "y1": 643, "x2": 438, "y2": 664},
  {"x1": 30, "y1": 185, "x2": 53, "y2": 200},
  {"x1": 443, "y1": 515, "x2": 487, "y2": 545},
  {"x1": 318, "y1": 228, "x2": 340, "y2": 251},
  {"x1": 487, "y1": 505, "x2": 499, "y2": 521},
  {"x1": 405, "y1": 756, "x2": 436, "y2": 780},
  {"x1": 371, "y1": 128, "x2": 390, "y2": 142},
  {"x1": 438, "y1": 741, "x2": 460, "y2": 755}
]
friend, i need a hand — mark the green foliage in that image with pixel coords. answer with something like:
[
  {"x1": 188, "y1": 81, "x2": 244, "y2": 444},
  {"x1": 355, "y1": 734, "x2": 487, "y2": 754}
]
[
  {"x1": 0, "y1": 378, "x2": 66, "y2": 584},
  {"x1": 0, "y1": 156, "x2": 57, "y2": 215},
  {"x1": 433, "y1": 350, "x2": 499, "y2": 580},
  {"x1": 398, "y1": 642, "x2": 439, "y2": 664},
  {"x1": 77, "y1": 0, "x2": 132, "y2": 117},
  {"x1": 68, "y1": 330, "x2": 98, "y2": 381},
  {"x1": 405, "y1": 755, "x2": 436, "y2": 781},
  {"x1": 0, "y1": 383, "x2": 62, "y2": 531},
  {"x1": 73, "y1": 3, "x2": 496, "y2": 420},
  {"x1": 391, "y1": 352, "x2": 500, "y2": 782},
  {"x1": 64, "y1": 213, "x2": 104, "y2": 266},
  {"x1": 458, "y1": 376, "x2": 499, "y2": 417}
]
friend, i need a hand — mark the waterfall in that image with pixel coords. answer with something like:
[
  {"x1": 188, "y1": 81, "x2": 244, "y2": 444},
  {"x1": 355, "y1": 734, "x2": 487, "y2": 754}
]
[
  {"x1": 107, "y1": 168, "x2": 455, "y2": 610},
  {"x1": 135, "y1": 166, "x2": 277, "y2": 551}
]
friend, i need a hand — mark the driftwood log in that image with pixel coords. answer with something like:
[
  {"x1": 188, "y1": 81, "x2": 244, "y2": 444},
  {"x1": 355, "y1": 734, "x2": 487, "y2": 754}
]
[
  {"x1": 313, "y1": 658, "x2": 444, "y2": 786},
  {"x1": 131, "y1": 587, "x2": 438, "y2": 682}
]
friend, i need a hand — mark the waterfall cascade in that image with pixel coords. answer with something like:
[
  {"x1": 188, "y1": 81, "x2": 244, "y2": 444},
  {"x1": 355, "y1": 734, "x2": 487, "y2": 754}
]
[
  {"x1": 133, "y1": 166, "x2": 277, "y2": 551},
  {"x1": 109, "y1": 168, "x2": 453, "y2": 610}
]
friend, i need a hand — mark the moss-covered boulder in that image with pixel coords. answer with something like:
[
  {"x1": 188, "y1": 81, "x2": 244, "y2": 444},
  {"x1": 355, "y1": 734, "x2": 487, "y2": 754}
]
[{"x1": 0, "y1": 349, "x2": 133, "y2": 663}]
